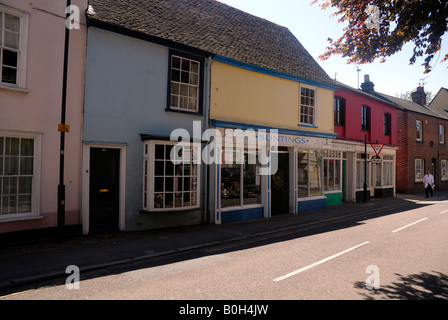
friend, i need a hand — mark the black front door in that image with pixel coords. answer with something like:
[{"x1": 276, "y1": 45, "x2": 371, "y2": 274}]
[
  {"x1": 271, "y1": 152, "x2": 289, "y2": 215},
  {"x1": 89, "y1": 148, "x2": 120, "y2": 233}
]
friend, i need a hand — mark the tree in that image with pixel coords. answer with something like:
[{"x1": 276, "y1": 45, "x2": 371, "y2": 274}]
[{"x1": 312, "y1": 0, "x2": 448, "y2": 73}]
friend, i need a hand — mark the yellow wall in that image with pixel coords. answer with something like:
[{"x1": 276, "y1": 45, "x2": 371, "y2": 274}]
[{"x1": 210, "y1": 61, "x2": 335, "y2": 134}]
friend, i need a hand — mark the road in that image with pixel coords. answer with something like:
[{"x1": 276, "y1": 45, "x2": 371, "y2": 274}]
[{"x1": 2, "y1": 200, "x2": 448, "y2": 301}]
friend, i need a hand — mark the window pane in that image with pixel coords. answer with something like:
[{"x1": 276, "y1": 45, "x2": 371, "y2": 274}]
[
  {"x1": 2, "y1": 66, "x2": 17, "y2": 84},
  {"x1": 172, "y1": 56, "x2": 181, "y2": 69},
  {"x1": 5, "y1": 14, "x2": 20, "y2": 32},
  {"x1": 309, "y1": 151, "x2": 322, "y2": 196},
  {"x1": 155, "y1": 145, "x2": 164, "y2": 160},
  {"x1": 18, "y1": 177, "x2": 32, "y2": 194},
  {"x1": 154, "y1": 161, "x2": 164, "y2": 176},
  {"x1": 297, "y1": 152, "x2": 308, "y2": 198},
  {"x1": 5, "y1": 156, "x2": 19, "y2": 175},
  {"x1": 154, "y1": 193, "x2": 163, "y2": 209},
  {"x1": 21, "y1": 139, "x2": 34, "y2": 156},
  {"x1": 20, "y1": 157, "x2": 33, "y2": 175},
  {"x1": 18, "y1": 195, "x2": 31, "y2": 213},
  {"x1": 154, "y1": 177, "x2": 164, "y2": 192},
  {"x1": 3, "y1": 49, "x2": 17, "y2": 67},
  {"x1": 221, "y1": 163, "x2": 240, "y2": 208},
  {"x1": 165, "y1": 193, "x2": 173, "y2": 208},
  {"x1": 243, "y1": 161, "x2": 261, "y2": 205},
  {"x1": 4, "y1": 31, "x2": 19, "y2": 49},
  {"x1": 334, "y1": 160, "x2": 340, "y2": 190}
]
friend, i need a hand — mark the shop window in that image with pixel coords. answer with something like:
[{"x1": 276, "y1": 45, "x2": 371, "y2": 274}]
[
  {"x1": 221, "y1": 149, "x2": 261, "y2": 208},
  {"x1": 323, "y1": 150, "x2": 342, "y2": 192},
  {"x1": 143, "y1": 141, "x2": 200, "y2": 211},
  {"x1": 356, "y1": 154, "x2": 370, "y2": 190},
  {"x1": 297, "y1": 150, "x2": 322, "y2": 197}
]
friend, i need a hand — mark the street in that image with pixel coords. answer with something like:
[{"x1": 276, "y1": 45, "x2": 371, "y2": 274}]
[{"x1": 1, "y1": 200, "x2": 448, "y2": 301}]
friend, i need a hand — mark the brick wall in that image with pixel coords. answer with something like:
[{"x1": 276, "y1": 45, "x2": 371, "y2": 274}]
[{"x1": 397, "y1": 110, "x2": 448, "y2": 193}]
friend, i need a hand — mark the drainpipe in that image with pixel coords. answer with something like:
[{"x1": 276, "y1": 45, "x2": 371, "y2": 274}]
[{"x1": 58, "y1": 0, "x2": 71, "y2": 241}]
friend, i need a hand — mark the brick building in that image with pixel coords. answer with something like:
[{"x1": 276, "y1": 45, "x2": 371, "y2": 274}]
[{"x1": 375, "y1": 87, "x2": 448, "y2": 194}]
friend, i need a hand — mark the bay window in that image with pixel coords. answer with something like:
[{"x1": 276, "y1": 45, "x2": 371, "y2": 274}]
[{"x1": 143, "y1": 141, "x2": 200, "y2": 211}]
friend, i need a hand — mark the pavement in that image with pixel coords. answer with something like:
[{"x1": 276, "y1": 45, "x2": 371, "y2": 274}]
[{"x1": 1, "y1": 191, "x2": 447, "y2": 292}]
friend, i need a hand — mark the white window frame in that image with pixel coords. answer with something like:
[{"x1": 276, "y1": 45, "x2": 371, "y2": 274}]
[
  {"x1": 415, "y1": 159, "x2": 424, "y2": 182},
  {"x1": 143, "y1": 140, "x2": 201, "y2": 212},
  {"x1": 416, "y1": 120, "x2": 423, "y2": 141},
  {"x1": 441, "y1": 160, "x2": 448, "y2": 181},
  {"x1": 0, "y1": 130, "x2": 41, "y2": 221},
  {"x1": 299, "y1": 84, "x2": 317, "y2": 126},
  {"x1": 323, "y1": 150, "x2": 343, "y2": 193},
  {"x1": 439, "y1": 125, "x2": 445, "y2": 144},
  {"x1": 381, "y1": 155, "x2": 394, "y2": 187},
  {"x1": 0, "y1": 4, "x2": 29, "y2": 90},
  {"x1": 169, "y1": 53, "x2": 201, "y2": 113}
]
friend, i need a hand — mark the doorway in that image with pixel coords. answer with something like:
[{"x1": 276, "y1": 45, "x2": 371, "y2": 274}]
[
  {"x1": 89, "y1": 147, "x2": 120, "y2": 233},
  {"x1": 271, "y1": 152, "x2": 289, "y2": 215}
]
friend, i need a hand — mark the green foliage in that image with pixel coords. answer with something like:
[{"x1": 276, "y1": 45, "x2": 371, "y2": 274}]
[{"x1": 312, "y1": 0, "x2": 448, "y2": 73}]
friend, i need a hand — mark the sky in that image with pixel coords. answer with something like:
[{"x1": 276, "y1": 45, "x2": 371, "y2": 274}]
[{"x1": 217, "y1": 0, "x2": 448, "y2": 98}]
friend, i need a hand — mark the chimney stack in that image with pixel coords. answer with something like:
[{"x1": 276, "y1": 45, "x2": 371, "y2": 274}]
[
  {"x1": 411, "y1": 86, "x2": 427, "y2": 106},
  {"x1": 361, "y1": 74, "x2": 375, "y2": 94}
]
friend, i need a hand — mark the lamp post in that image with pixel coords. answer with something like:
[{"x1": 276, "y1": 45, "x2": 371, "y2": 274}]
[{"x1": 58, "y1": 0, "x2": 71, "y2": 241}]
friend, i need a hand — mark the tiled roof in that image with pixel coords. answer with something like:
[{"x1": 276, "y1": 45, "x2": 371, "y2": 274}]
[
  {"x1": 87, "y1": 0, "x2": 335, "y2": 86},
  {"x1": 375, "y1": 92, "x2": 448, "y2": 120}
]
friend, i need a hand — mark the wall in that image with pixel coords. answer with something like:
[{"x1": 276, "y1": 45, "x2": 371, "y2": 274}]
[
  {"x1": 0, "y1": 0, "x2": 87, "y2": 233},
  {"x1": 397, "y1": 110, "x2": 448, "y2": 193},
  {"x1": 210, "y1": 61, "x2": 335, "y2": 134},
  {"x1": 334, "y1": 88, "x2": 398, "y2": 146},
  {"x1": 83, "y1": 27, "x2": 208, "y2": 231}
]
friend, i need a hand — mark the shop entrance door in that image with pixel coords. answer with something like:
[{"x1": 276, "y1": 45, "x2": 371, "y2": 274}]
[{"x1": 271, "y1": 152, "x2": 289, "y2": 215}]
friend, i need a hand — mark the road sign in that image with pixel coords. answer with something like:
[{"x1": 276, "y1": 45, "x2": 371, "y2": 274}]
[{"x1": 371, "y1": 144, "x2": 384, "y2": 156}]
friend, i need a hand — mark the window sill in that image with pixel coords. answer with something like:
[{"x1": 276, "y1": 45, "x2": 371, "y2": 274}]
[
  {"x1": 0, "y1": 215, "x2": 44, "y2": 224},
  {"x1": 0, "y1": 84, "x2": 29, "y2": 93},
  {"x1": 165, "y1": 107, "x2": 203, "y2": 116},
  {"x1": 298, "y1": 124, "x2": 318, "y2": 129},
  {"x1": 140, "y1": 206, "x2": 200, "y2": 214}
]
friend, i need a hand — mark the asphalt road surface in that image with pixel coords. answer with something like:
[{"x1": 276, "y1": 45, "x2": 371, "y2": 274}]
[{"x1": 2, "y1": 200, "x2": 448, "y2": 302}]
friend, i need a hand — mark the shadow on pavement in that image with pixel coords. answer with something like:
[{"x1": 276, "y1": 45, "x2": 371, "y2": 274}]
[{"x1": 354, "y1": 271, "x2": 448, "y2": 300}]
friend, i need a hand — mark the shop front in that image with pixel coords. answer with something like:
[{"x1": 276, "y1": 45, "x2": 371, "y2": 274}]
[{"x1": 210, "y1": 124, "x2": 355, "y2": 224}]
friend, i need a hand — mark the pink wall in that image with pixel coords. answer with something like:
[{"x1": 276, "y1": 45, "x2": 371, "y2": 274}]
[
  {"x1": 0, "y1": 0, "x2": 87, "y2": 233},
  {"x1": 334, "y1": 88, "x2": 398, "y2": 146}
]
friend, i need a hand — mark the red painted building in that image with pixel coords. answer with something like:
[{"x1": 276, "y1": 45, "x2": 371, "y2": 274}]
[{"x1": 334, "y1": 76, "x2": 398, "y2": 202}]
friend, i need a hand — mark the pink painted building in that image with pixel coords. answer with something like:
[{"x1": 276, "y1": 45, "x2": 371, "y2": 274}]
[
  {"x1": 0, "y1": 1, "x2": 87, "y2": 235},
  {"x1": 334, "y1": 76, "x2": 398, "y2": 202}
]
